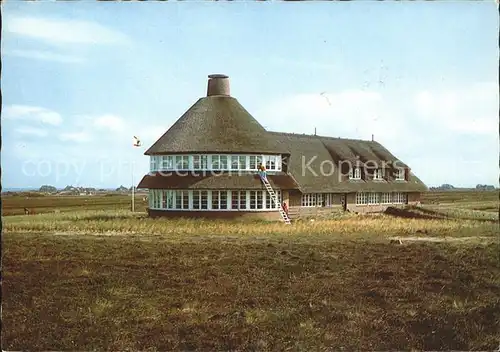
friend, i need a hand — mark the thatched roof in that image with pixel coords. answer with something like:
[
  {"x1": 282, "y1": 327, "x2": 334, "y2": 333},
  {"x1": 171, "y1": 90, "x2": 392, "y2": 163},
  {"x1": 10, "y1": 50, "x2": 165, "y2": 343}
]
[
  {"x1": 137, "y1": 171, "x2": 300, "y2": 190},
  {"x1": 141, "y1": 74, "x2": 426, "y2": 194},
  {"x1": 270, "y1": 132, "x2": 427, "y2": 193},
  {"x1": 145, "y1": 96, "x2": 288, "y2": 155}
]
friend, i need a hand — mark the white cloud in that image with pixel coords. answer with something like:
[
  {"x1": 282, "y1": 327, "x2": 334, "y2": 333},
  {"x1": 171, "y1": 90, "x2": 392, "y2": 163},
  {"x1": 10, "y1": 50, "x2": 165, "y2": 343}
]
[
  {"x1": 254, "y1": 82, "x2": 498, "y2": 186},
  {"x1": 257, "y1": 89, "x2": 384, "y2": 138},
  {"x1": 413, "y1": 82, "x2": 498, "y2": 135},
  {"x1": 4, "y1": 16, "x2": 130, "y2": 46},
  {"x1": 3, "y1": 105, "x2": 63, "y2": 125},
  {"x1": 15, "y1": 126, "x2": 48, "y2": 137},
  {"x1": 414, "y1": 91, "x2": 433, "y2": 118},
  {"x1": 135, "y1": 125, "x2": 166, "y2": 144},
  {"x1": 5, "y1": 49, "x2": 85, "y2": 64},
  {"x1": 59, "y1": 132, "x2": 92, "y2": 143},
  {"x1": 93, "y1": 114, "x2": 126, "y2": 132}
]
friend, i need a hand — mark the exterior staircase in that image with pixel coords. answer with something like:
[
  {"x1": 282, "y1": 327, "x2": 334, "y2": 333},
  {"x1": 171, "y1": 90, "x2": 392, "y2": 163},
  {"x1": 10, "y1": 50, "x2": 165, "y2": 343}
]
[{"x1": 259, "y1": 174, "x2": 291, "y2": 224}]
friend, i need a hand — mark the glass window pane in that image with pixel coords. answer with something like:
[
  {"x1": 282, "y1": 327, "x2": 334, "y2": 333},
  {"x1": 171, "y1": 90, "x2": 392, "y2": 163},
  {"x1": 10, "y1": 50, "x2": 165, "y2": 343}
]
[
  {"x1": 201, "y1": 191, "x2": 208, "y2": 209},
  {"x1": 239, "y1": 191, "x2": 247, "y2": 209},
  {"x1": 193, "y1": 191, "x2": 200, "y2": 209},
  {"x1": 212, "y1": 191, "x2": 220, "y2": 209},
  {"x1": 220, "y1": 191, "x2": 227, "y2": 209},
  {"x1": 231, "y1": 191, "x2": 238, "y2": 209},
  {"x1": 220, "y1": 155, "x2": 228, "y2": 169}
]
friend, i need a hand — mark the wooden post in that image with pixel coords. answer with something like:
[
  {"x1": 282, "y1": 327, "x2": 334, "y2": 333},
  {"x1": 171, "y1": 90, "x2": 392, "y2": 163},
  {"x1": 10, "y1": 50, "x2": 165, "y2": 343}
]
[{"x1": 131, "y1": 160, "x2": 135, "y2": 212}]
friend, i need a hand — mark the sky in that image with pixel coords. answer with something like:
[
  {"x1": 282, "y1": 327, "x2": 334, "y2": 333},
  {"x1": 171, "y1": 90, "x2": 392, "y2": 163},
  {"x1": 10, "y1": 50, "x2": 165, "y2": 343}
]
[{"x1": 2, "y1": 1, "x2": 499, "y2": 189}]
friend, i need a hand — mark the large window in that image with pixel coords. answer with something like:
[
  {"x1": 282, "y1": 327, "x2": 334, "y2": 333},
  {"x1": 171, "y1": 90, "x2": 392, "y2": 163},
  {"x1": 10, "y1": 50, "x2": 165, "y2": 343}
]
[
  {"x1": 264, "y1": 155, "x2": 278, "y2": 170},
  {"x1": 393, "y1": 192, "x2": 407, "y2": 204},
  {"x1": 174, "y1": 155, "x2": 189, "y2": 170},
  {"x1": 162, "y1": 190, "x2": 173, "y2": 209},
  {"x1": 249, "y1": 155, "x2": 263, "y2": 170},
  {"x1": 301, "y1": 193, "x2": 330, "y2": 207},
  {"x1": 148, "y1": 189, "x2": 284, "y2": 211},
  {"x1": 150, "y1": 154, "x2": 282, "y2": 172},
  {"x1": 265, "y1": 191, "x2": 281, "y2": 209},
  {"x1": 301, "y1": 194, "x2": 318, "y2": 207},
  {"x1": 381, "y1": 192, "x2": 392, "y2": 204},
  {"x1": 162, "y1": 156, "x2": 174, "y2": 170},
  {"x1": 356, "y1": 193, "x2": 368, "y2": 205},
  {"x1": 211, "y1": 155, "x2": 229, "y2": 170},
  {"x1": 367, "y1": 192, "x2": 380, "y2": 204},
  {"x1": 229, "y1": 191, "x2": 248, "y2": 210},
  {"x1": 212, "y1": 191, "x2": 228, "y2": 210},
  {"x1": 150, "y1": 189, "x2": 161, "y2": 208},
  {"x1": 193, "y1": 155, "x2": 208, "y2": 170},
  {"x1": 230, "y1": 155, "x2": 246, "y2": 170},
  {"x1": 249, "y1": 191, "x2": 264, "y2": 210},
  {"x1": 356, "y1": 192, "x2": 407, "y2": 205},
  {"x1": 192, "y1": 190, "x2": 208, "y2": 210},
  {"x1": 150, "y1": 157, "x2": 158, "y2": 172}
]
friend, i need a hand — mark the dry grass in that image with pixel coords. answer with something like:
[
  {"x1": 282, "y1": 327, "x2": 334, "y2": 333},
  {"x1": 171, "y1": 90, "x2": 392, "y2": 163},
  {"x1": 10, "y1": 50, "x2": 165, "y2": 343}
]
[
  {"x1": 3, "y1": 232, "x2": 500, "y2": 351},
  {"x1": 3, "y1": 208, "x2": 498, "y2": 240},
  {"x1": 2, "y1": 190, "x2": 500, "y2": 350},
  {"x1": 1, "y1": 193, "x2": 147, "y2": 216}
]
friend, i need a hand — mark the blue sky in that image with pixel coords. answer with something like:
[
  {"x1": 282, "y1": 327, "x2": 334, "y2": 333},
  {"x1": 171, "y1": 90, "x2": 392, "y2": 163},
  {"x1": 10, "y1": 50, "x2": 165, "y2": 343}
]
[{"x1": 2, "y1": 1, "x2": 498, "y2": 189}]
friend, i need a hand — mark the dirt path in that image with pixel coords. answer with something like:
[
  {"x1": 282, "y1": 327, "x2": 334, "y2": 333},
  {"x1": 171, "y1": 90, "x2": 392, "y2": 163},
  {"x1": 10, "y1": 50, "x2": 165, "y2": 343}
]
[{"x1": 389, "y1": 236, "x2": 497, "y2": 244}]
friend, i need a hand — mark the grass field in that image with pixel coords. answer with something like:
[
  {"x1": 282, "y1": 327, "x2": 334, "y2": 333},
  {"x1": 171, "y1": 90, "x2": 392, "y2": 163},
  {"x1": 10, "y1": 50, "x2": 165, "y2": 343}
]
[{"x1": 2, "y1": 190, "x2": 499, "y2": 350}]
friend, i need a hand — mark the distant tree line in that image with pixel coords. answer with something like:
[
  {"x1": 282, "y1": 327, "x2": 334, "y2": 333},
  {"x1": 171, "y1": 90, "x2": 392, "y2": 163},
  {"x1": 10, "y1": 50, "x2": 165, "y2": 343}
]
[
  {"x1": 475, "y1": 184, "x2": 496, "y2": 191},
  {"x1": 429, "y1": 184, "x2": 497, "y2": 191},
  {"x1": 37, "y1": 185, "x2": 139, "y2": 194}
]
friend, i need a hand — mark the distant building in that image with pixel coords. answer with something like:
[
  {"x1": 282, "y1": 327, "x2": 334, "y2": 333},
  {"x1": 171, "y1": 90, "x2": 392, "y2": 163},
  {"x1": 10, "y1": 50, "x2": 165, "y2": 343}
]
[{"x1": 138, "y1": 74, "x2": 427, "y2": 221}]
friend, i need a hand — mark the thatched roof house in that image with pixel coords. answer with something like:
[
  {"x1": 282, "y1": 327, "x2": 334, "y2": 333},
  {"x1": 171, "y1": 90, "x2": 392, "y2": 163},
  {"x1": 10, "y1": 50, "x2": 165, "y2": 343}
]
[{"x1": 138, "y1": 74, "x2": 427, "y2": 221}]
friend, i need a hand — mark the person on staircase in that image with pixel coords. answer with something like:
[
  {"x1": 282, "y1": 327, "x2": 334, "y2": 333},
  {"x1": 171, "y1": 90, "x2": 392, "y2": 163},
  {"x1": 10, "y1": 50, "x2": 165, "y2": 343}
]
[
  {"x1": 282, "y1": 201, "x2": 289, "y2": 216},
  {"x1": 258, "y1": 163, "x2": 268, "y2": 182}
]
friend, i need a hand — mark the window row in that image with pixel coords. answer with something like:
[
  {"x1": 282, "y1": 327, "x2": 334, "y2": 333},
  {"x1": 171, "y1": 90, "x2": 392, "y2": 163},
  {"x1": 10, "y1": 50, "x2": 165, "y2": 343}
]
[
  {"x1": 149, "y1": 189, "x2": 283, "y2": 211},
  {"x1": 355, "y1": 192, "x2": 408, "y2": 205},
  {"x1": 301, "y1": 193, "x2": 338, "y2": 207},
  {"x1": 150, "y1": 154, "x2": 282, "y2": 172},
  {"x1": 349, "y1": 167, "x2": 406, "y2": 181}
]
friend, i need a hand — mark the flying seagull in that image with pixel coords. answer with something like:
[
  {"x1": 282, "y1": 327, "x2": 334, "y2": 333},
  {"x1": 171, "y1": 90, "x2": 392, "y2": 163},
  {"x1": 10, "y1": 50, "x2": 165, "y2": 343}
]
[
  {"x1": 320, "y1": 92, "x2": 332, "y2": 106},
  {"x1": 133, "y1": 136, "x2": 141, "y2": 147}
]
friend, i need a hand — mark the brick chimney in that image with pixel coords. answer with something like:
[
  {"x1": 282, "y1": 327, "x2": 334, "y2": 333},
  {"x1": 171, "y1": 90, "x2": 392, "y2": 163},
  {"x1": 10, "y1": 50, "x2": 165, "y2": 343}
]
[{"x1": 207, "y1": 74, "x2": 230, "y2": 96}]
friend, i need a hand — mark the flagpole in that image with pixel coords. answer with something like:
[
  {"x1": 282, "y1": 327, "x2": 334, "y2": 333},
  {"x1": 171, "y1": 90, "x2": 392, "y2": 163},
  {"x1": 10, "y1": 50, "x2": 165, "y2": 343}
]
[
  {"x1": 131, "y1": 136, "x2": 141, "y2": 213},
  {"x1": 132, "y1": 159, "x2": 135, "y2": 212}
]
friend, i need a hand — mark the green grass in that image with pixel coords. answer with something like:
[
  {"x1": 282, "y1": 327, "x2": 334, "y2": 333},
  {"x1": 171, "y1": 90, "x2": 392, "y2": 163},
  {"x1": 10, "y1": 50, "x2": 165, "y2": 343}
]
[
  {"x1": 2, "y1": 190, "x2": 500, "y2": 350},
  {"x1": 3, "y1": 232, "x2": 499, "y2": 350},
  {"x1": 421, "y1": 189, "x2": 498, "y2": 205},
  {"x1": 1, "y1": 193, "x2": 147, "y2": 216}
]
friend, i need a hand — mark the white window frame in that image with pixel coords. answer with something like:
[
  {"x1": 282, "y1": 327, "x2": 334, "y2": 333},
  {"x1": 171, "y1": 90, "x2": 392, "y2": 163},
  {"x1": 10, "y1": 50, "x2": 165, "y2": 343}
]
[
  {"x1": 150, "y1": 156, "x2": 158, "y2": 172},
  {"x1": 393, "y1": 192, "x2": 407, "y2": 204},
  {"x1": 324, "y1": 193, "x2": 333, "y2": 207},
  {"x1": 381, "y1": 192, "x2": 392, "y2": 204},
  {"x1": 349, "y1": 167, "x2": 361, "y2": 180},
  {"x1": 148, "y1": 189, "x2": 283, "y2": 211},
  {"x1": 395, "y1": 168, "x2": 405, "y2": 181},
  {"x1": 211, "y1": 190, "x2": 229, "y2": 210},
  {"x1": 301, "y1": 193, "x2": 320, "y2": 207},
  {"x1": 373, "y1": 169, "x2": 384, "y2": 180},
  {"x1": 356, "y1": 192, "x2": 368, "y2": 205},
  {"x1": 149, "y1": 154, "x2": 282, "y2": 172},
  {"x1": 265, "y1": 190, "x2": 281, "y2": 209},
  {"x1": 367, "y1": 192, "x2": 380, "y2": 204}
]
